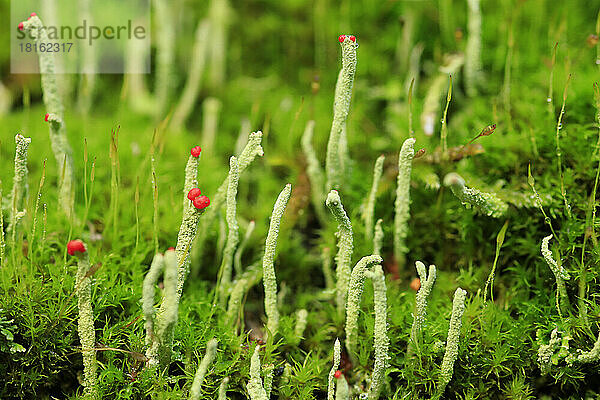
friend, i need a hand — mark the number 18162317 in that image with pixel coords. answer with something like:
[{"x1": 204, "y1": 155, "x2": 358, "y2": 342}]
[{"x1": 19, "y1": 42, "x2": 73, "y2": 53}]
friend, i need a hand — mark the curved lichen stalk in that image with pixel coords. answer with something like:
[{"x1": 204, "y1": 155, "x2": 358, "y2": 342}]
[
  {"x1": 218, "y1": 156, "x2": 240, "y2": 305},
  {"x1": 326, "y1": 35, "x2": 358, "y2": 190},
  {"x1": 436, "y1": 288, "x2": 467, "y2": 398},
  {"x1": 327, "y1": 338, "x2": 341, "y2": 400},
  {"x1": 444, "y1": 173, "x2": 508, "y2": 218},
  {"x1": 21, "y1": 16, "x2": 75, "y2": 217},
  {"x1": 541, "y1": 234, "x2": 570, "y2": 315},
  {"x1": 226, "y1": 262, "x2": 262, "y2": 327},
  {"x1": 142, "y1": 253, "x2": 165, "y2": 347},
  {"x1": 8, "y1": 134, "x2": 31, "y2": 235},
  {"x1": 246, "y1": 345, "x2": 268, "y2": 400},
  {"x1": 263, "y1": 184, "x2": 292, "y2": 335},
  {"x1": 394, "y1": 138, "x2": 416, "y2": 268},
  {"x1": 408, "y1": 261, "x2": 437, "y2": 355},
  {"x1": 189, "y1": 338, "x2": 218, "y2": 400},
  {"x1": 326, "y1": 190, "x2": 354, "y2": 318},
  {"x1": 344, "y1": 255, "x2": 384, "y2": 362},
  {"x1": 363, "y1": 155, "x2": 385, "y2": 242}
]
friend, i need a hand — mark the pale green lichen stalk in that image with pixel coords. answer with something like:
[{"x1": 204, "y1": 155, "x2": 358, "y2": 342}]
[
  {"x1": 437, "y1": 287, "x2": 467, "y2": 397},
  {"x1": 142, "y1": 254, "x2": 165, "y2": 346},
  {"x1": 465, "y1": 0, "x2": 482, "y2": 97},
  {"x1": 74, "y1": 245, "x2": 98, "y2": 398},
  {"x1": 326, "y1": 190, "x2": 354, "y2": 318},
  {"x1": 294, "y1": 309, "x2": 309, "y2": 341},
  {"x1": 345, "y1": 255, "x2": 383, "y2": 361},
  {"x1": 189, "y1": 338, "x2": 218, "y2": 400},
  {"x1": 234, "y1": 220, "x2": 255, "y2": 275},
  {"x1": 146, "y1": 250, "x2": 179, "y2": 369},
  {"x1": 575, "y1": 333, "x2": 600, "y2": 364},
  {"x1": 363, "y1": 155, "x2": 385, "y2": 242},
  {"x1": 444, "y1": 173, "x2": 508, "y2": 218},
  {"x1": 263, "y1": 184, "x2": 292, "y2": 335},
  {"x1": 246, "y1": 345, "x2": 268, "y2": 400},
  {"x1": 226, "y1": 263, "x2": 262, "y2": 327},
  {"x1": 336, "y1": 375, "x2": 350, "y2": 400},
  {"x1": 364, "y1": 265, "x2": 389, "y2": 400},
  {"x1": 322, "y1": 247, "x2": 335, "y2": 290},
  {"x1": 541, "y1": 234, "x2": 570, "y2": 314},
  {"x1": 262, "y1": 364, "x2": 274, "y2": 398},
  {"x1": 394, "y1": 138, "x2": 416, "y2": 268},
  {"x1": 218, "y1": 156, "x2": 241, "y2": 305},
  {"x1": 218, "y1": 377, "x2": 229, "y2": 400},
  {"x1": 302, "y1": 120, "x2": 327, "y2": 222},
  {"x1": 21, "y1": 15, "x2": 75, "y2": 217},
  {"x1": 373, "y1": 219, "x2": 384, "y2": 256},
  {"x1": 327, "y1": 338, "x2": 341, "y2": 400},
  {"x1": 537, "y1": 328, "x2": 560, "y2": 374},
  {"x1": 326, "y1": 35, "x2": 358, "y2": 190},
  {"x1": 408, "y1": 261, "x2": 437, "y2": 355},
  {"x1": 8, "y1": 134, "x2": 31, "y2": 235}
]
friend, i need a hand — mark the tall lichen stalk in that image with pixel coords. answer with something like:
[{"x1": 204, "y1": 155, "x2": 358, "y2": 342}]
[
  {"x1": 262, "y1": 184, "x2": 292, "y2": 335},
  {"x1": 327, "y1": 339, "x2": 341, "y2": 400},
  {"x1": 21, "y1": 15, "x2": 75, "y2": 217},
  {"x1": 218, "y1": 156, "x2": 240, "y2": 305},
  {"x1": 394, "y1": 138, "x2": 416, "y2": 268},
  {"x1": 326, "y1": 35, "x2": 358, "y2": 190},
  {"x1": 362, "y1": 155, "x2": 385, "y2": 242},
  {"x1": 8, "y1": 134, "x2": 31, "y2": 236},
  {"x1": 408, "y1": 261, "x2": 436, "y2": 355}
]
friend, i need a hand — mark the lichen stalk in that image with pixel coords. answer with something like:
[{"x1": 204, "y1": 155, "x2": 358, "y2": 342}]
[
  {"x1": 437, "y1": 288, "x2": 467, "y2": 397},
  {"x1": 20, "y1": 16, "x2": 75, "y2": 217},
  {"x1": 302, "y1": 120, "x2": 327, "y2": 222},
  {"x1": 394, "y1": 138, "x2": 416, "y2": 268},
  {"x1": 263, "y1": 184, "x2": 292, "y2": 335},
  {"x1": 408, "y1": 261, "x2": 437, "y2": 355},
  {"x1": 444, "y1": 173, "x2": 508, "y2": 218},
  {"x1": 326, "y1": 36, "x2": 358, "y2": 190},
  {"x1": 263, "y1": 364, "x2": 274, "y2": 398},
  {"x1": 322, "y1": 247, "x2": 335, "y2": 290},
  {"x1": 344, "y1": 255, "x2": 383, "y2": 361},
  {"x1": 246, "y1": 345, "x2": 268, "y2": 400},
  {"x1": 218, "y1": 377, "x2": 229, "y2": 400},
  {"x1": 8, "y1": 134, "x2": 31, "y2": 235},
  {"x1": 326, "y1": 190, "x2": 354, "y2": 318},
  {"x1": 465, "y1": 0, "x2": 482, "y2": 97},
  {"x1": 327, "y1": 338, "x2": 341, "y2": 400},
  {"x1": 189, "y1": 338, "x2": 218, "y2": 400},
  {"x1": 142, "y1": 254, "x2": 164, "y2": 346},
  {"x1": 335, "y1": 375, "x2": 350, "y2": 400},
  {"x1": 294, "y1": 309, "x2": 309, "y2": 341},
  {"x1": 363, "y1": 155, "x2": 385, "y2": 242},
  {"x1": 75, "y1": 245, "x2": 98, "y2": 398},
  {"x1": 373, "y1": 219, "x2": 384, "y2": 256},
  {"x1": 226, "y1": 263, "x2": 262, "y2": 327},
  {"x1": 576, "y1": 332, "x2": 600, "y2": 364},
  {"x1": 364, "y1": 265, "x2": 389, "y2": 400},
  {"x1": 541, "y1": 234, "x2": 570, "y2": 315},
  {"x1": 234, "y1": 220, "x2": 255, "y2": 275},
  {"x1": 218, "y1": 156, "x2": 240, "y2": 305}
]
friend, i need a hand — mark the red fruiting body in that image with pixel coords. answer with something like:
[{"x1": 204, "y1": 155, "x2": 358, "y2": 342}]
[
  {"x1": 44, "y1": 113, "x2": 50, "y2": 122},
  {"x1": 338, "y1": 35, "x2": 345, "y2": 43},
  {"x1": 348, "y1": 35, "x2": 356, "y2": 42},
  {"x1": 167, "y1": 247, "x2": 175, "y2": 251},
  {"x1": 30, "y1": 12, "x2": 37, "y2": 16},
  {"x1": 192, "y1": 195, "x2": 210, "y2": 210},
  {"x1": 190, "y1": 146, "x2": 202, "y2": 158},
  {"x1": 67, "y1": 240, "x2": 86, "y2": 256},
  {"x1": 187, "y1": 188, "x2": 202, "y2": 200},
  {"x1": 334, "y1": 370, "x2": 342, "y2": 379},
  {"x1": 18, "y1": 22, "x2": 24, "y2": 31}
]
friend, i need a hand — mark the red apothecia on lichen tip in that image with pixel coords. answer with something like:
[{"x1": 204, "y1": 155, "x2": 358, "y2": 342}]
[
  {"x1": 338, "y1": 35, "x2": 345, "y2": 43},
  {"x1": 187, "y1": 188, "x2": 202, "y2": 201},
  {"x1": 348, "y1": 35, "x2": 356, "y2": 42},
  {"x1": 18, "y1": 22, "x2": 24, "y2": 31},
  {"x1": 67, "y1": 240, "x2": 86, "y2": 256},
  {"x1": 334, "y1": 370, "x2": 342, "y2": 379},
  {"x1": 192, "y1": 195, "x2": 210, "y2": 210},
  {"x1": 30, "y1": 12, "x2": 37, "y2": 17},
  {"x1": 190, "y1": 146, "x2": 202, "y2": 158},
  {"x1": 44, "y1": 113, "x2": 50, "y2": 122},
  {"x1": 167, "y1": 247, "x2": 175, "y2": 251}
]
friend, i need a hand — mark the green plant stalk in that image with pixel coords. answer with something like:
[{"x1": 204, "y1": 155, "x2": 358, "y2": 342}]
[
  {"x1": 327, "y1": 338, "x2": 341, "y2": 400},
  {"x1": 8, "y1": 134, "x2": 31, "y2": 236},
  {"x1": 373, "y1": 219, "x2": 384, "y2": 256},
  {"x1": 483, "y1": 220, "x2": 509, "y2": 303},
  {"x1": 142, "y1": 254, "x2": 164, "y2": 347},
  {"x1": 444, "y1": 173, "x2": 508, "y2": 218},
  {"x1": 547, "y1": 43, "x2": 558, "y2": 117},
  {"x1": 109, "y1": 128, "x2": 120, "y2": 240},
  {"x1": 263, "y1": 184, "x2": 292, "y2": 335},
  {"x1": 135, "y1": 178, "x2": 140, "y2": 251},
  {"x1": 189, "y1": 338, "x2": 218, "y2": 400},
  {"x1": 408, "y1": 261, "x2": 436, "y2": 355},
  {"x1": 362, "y1": 155, "x2": 385, "y2": 242},
  {"x1": 146, "y1": 250, "x2": 179, "y2": 370},
  {"x1": 364, "y1": 265, "x2": 389, "y2": 400},
  {"x1": 218, "y1": 377, "x2": 229, "y2": 400},
  {"x1": 21, "y1": 16, "x2": 75, "y2": 218},
  {"x1": 541, "y1": 235, "x2": 570, "y2": 316},
  {"x1": 408, "y1": 78, "x2": 415, "y2": 136},
  {"x1": 75, "y1": 246, "x2": 98, "y2": 398},
  {"x1": 555, "y1": 75, "x2": 572, "y2": 218},
  {"x1": 527, "y1": 164, "x2": 557, "y2": 238},
  {"x1": 344, "y1": 255, "x2": 383, "y2": 362},
  {"x1": 246, "y1": 345, "x2": 268, "y2": 400},
  {"x1": 0, "y1": 189, "x2": 5, "y2": 266},
  {"x1": 502, "y1": 20, "x2": 514, "y2": 130},
  {"x1": 440, "y1": 76, "x2": 452, "y2": 156},
  {"x1": 82, "y1": 157, "x2": 96, "y2": 227},
  {"x1": 302, "y1": 120, "x2": 327, "y2": 223},
  {"x1": 218, "y1": 156, "x2": 240, "y2": 306},
  {"x1": 436, "y1": 288, "x2": 467, "y2": 398},
  {"x1": 152, "y1": 165, "x2": 159, "y2": 255},
  {"x1": 465, "y1": 0, "x2": 482, "y2": 97},
  {"x1": 394, "y1": 138, "x2": 416, "y2": 268},
  {"x1": 234, "y1": 220, "x2": 255, "y2": 275},
  {"x1": 326, "y1": 190, "x2": 354, "y2": 318},
  {"x1": 325, "y1": 36, "x2": 358, "y2": 190},
  {"x1": 170, "y1": 20, "x2": 210, "y2": 130}
]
